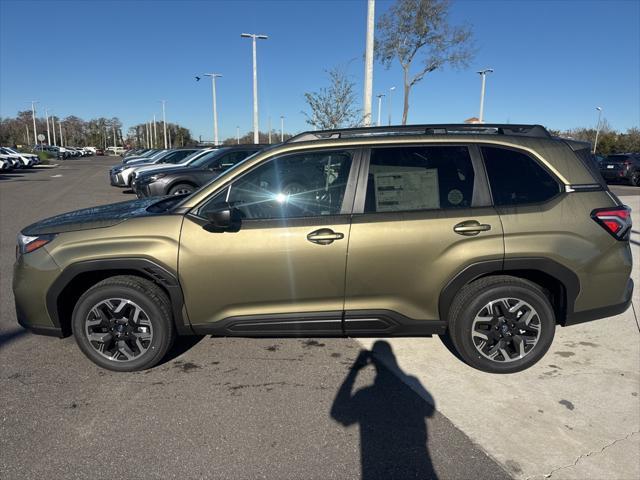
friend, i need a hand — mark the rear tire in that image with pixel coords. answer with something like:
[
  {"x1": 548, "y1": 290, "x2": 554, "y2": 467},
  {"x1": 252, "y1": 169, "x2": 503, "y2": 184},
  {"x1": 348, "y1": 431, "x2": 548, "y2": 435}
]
[
  {"x1": 72, "y1": 275, "x2": 175, "y2": 372},
  {"x1": 445, "y1": 275, "x2": 555, "y2": 373}
]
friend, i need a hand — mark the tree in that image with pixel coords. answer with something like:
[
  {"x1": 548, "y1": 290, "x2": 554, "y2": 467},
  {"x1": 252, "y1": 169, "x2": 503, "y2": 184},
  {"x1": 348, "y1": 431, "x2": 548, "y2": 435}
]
[
  {"x1": 376, "y1": 0, "x2": 475, "y2": 124},
  {"x1": 303, "y1": 66, "x2": 361, "y2": 130}
]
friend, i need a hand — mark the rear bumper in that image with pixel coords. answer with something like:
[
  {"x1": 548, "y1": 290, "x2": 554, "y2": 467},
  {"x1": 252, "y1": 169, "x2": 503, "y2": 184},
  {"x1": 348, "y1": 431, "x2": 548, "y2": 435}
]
[{"x1": 564, "y1": 278, "x2": 633, "y2": 326}]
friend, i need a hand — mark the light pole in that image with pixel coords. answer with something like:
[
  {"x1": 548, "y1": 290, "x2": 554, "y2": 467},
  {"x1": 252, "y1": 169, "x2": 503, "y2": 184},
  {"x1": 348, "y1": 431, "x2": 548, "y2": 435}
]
[
  {"x1": 241, "y1": 33, "x2": 268, "y2": 144},
  {"x1": 45, "y1": 108, "x2": 51, "y2": 145},
  {"x1": 280, "y1": 115, "x2": 285, "y2": 142},
  {"x1": 236, "y1": 126, "x2": 240, "y2": 144},
  {"x1": 31, "y1": 101, "x2": 38, "y2": 146},
  {"x1": 52, "y1": 115, "x2": 57, "y2": 146},
  {"x1": 593, "y1": 107, "x2": 603, "y2": 154},
  {"x1": 59, "y1": 121, "x2": 64, "y2": 147},
  {"x1": 25, "y1": 125, "x2": 30, "y2": 145},
  {"x1": 477, "y1": 68, "x2": 493, "y2": 123},
  {"x1": 153, "y1": 114, "x2": 158, "y2": 148},
  {"x1": 268, "y1": 116, "x2": 272, "y2": 144},
  {"x1": 388, "y1": 86, "x2": 395, "y2": 126},
  {"x1": 160, "y1": 100, "x2": 168, "y2": 148},
  {"x1": 202, "y1": 73, "x2": 222, "y2": 145},
  {"x1": 363, "y1": 0, "x2": 375, "y2": 126},
  {"x1": 376, "y1": 94, "x2": 385, "y2": 126}
]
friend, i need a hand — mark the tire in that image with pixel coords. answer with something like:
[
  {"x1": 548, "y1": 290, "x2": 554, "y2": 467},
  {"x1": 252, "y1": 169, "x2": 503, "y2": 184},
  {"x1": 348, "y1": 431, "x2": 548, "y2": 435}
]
[
  {"x1": 71, "y1": 275, "x2": 175, "y2": 372},
  {"x1": 168, "y1": 183, "x2": 196, "y2": 196},
  {"x1": 630, "y1": 171, "x2": 640, "y2": 187},
  {"x1": 445, "y1": 275, "x2": 555, "y2": 374}
]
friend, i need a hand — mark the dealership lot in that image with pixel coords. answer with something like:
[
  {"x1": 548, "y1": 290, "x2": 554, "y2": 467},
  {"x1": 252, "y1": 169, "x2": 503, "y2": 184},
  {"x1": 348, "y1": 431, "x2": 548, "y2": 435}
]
[{"x1": 1, "y1": 157, "x2": 638, "y2": 479}]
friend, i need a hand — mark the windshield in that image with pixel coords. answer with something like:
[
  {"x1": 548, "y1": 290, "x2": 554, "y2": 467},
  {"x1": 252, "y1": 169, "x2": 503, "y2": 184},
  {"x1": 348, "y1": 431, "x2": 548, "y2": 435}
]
[
  {"x1": 190, "y1": 148, "x2": 231, "y2": 168},
  {"x1": 605, "y1": 155, "x2": 631, "y2": 163}
]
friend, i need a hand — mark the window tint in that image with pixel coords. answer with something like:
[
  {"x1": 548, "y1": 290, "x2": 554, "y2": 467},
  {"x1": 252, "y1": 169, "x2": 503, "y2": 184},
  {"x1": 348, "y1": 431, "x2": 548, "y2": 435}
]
[
  {"x1": 364, "y1": 146, "x2": 475, "y2": 213},
  {"x1": 202, "y1": 150, "x2": 352, "y2": 220},
  {"x1": 209, "y1": 150, "x2": 255, "y2": 170},
  {"x1": 482, "y1": 147, "x2": 560, "y2": 206}
]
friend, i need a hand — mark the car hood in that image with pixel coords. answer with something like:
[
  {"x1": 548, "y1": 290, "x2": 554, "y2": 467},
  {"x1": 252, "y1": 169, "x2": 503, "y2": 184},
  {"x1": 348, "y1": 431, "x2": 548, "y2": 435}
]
[{"x1": 22, "y1": 197, "x2": 165, "y2": 235}]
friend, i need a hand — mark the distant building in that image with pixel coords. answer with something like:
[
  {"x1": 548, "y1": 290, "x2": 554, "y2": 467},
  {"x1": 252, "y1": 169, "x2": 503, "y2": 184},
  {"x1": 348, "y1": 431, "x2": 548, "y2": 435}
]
[{"x1": 464, "y1": 117, "x2": 481, "y2": 124}]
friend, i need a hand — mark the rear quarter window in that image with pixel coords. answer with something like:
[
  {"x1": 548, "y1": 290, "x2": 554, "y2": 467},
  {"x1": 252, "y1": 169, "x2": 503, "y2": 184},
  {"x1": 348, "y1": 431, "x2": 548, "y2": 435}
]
[{"x1": 481, "y1": 146, "x2": 560, "y2": 206}]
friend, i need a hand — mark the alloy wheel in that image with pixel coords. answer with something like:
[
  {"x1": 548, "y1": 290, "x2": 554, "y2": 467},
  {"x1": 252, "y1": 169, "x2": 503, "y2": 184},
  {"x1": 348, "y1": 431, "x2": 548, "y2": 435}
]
[
  {"x1": 471, "y1": 298, "x2": 541, "y2": 362},
  {"x1": 84, "y1": 298, "x2": 153, "y2": 362}
]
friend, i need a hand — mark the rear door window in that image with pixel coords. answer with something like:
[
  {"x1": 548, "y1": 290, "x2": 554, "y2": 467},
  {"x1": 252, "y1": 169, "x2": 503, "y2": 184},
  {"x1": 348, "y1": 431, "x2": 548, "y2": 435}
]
[
  {"x1": 481, "y1": 146, "x2": 560, "y2": 206},
  {"x1": 364, "y1": 146, "x2": 476, "y2": 213}
]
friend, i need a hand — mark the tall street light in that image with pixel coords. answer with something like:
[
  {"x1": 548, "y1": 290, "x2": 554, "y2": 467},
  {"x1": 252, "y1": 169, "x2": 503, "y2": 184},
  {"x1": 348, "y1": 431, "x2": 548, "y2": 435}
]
[
  {"x1": 388, "y1": 86, "x2": 395, "y2": 126},
  {"x1": 52, "y1": 114, "x2": 57, "y2": 146},
  {"x1": 280, "y1": 115, "x2": 285, "y2": 142},
  {"x1": 241, "y1": 33, "x2": 268, "y2": 144},
  {"x1": 153, "y1": 114, "x2": 158, "y2": 148},
  {"x1": 45, "y1": 108, "x2": 51, "y2": 145},
  {"x1": 202, "y1": 73, "x2": 222, "y2": 145},
  {"x1": 59, "y1": 120, "x2": 64, "y2": 147},
  {"x1": 160, "y1": 100, "x2": 168, "y2": 148},
  {"x1": 31, "y1": 101, "x2": 38, "y2": 146},
  {"x1": 236, "y1": 126, "x2": 240, "y2": 144},
  {"x1": 593, "y1": 106, "x2": 603, "y2": 154},
  {"x1": 376, "y1": 94, "x2": 385, "y2": 126},
  {"x1": 363, "y1": 0, "x2": 375, "y2": 126},
  {"x1": 477, "y1": 68, "x2": 493, "y2": 123}
]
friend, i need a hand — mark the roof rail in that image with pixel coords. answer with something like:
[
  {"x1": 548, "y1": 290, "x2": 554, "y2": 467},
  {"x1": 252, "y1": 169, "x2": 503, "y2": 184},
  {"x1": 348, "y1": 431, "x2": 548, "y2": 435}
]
[{"x1": 287, "y1": 123, "x2": 552, "y2": 143}]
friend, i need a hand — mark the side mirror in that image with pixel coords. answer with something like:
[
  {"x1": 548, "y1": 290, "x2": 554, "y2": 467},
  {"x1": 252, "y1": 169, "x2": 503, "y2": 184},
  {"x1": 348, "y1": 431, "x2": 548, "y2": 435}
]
[{"x1": 203, "y1": 207, "x2": 242, "y2": 233}]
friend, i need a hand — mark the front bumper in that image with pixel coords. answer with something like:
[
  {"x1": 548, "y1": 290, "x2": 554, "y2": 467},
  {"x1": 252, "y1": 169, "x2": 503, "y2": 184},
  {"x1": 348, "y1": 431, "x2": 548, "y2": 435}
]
[
  {"x1": 110, "y1": 171, "x2": 126, "y2": 187},
  {"x1": 13, "y1": 247, "x2": 64, "y2": 336},
  {"x1": 135, "y1": 180, "x2": 167, "y2": 198}
]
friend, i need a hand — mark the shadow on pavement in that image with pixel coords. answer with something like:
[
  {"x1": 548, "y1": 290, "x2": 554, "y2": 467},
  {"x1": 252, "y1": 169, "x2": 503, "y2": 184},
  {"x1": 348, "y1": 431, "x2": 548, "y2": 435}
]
[
  {"x1": 331, "y1": 340, "x2": 438, "y2": 480},
  {"x1": 157, "y1": 334, "x2": 206, "y2": 365},
  {"x1": 0, "y1": 328, "x2": 29, "y2": 350}
]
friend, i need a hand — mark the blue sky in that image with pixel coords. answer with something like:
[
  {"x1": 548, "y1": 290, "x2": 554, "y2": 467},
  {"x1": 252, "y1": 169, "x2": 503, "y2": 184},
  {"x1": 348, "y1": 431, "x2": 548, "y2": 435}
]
[{"x1": 1, "y1": 0, "x2": 638, "y2": 141}]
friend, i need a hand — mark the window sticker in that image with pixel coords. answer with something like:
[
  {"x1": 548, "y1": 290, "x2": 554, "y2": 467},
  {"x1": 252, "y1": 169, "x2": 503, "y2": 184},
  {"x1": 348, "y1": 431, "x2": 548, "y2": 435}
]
[
  {"x1": 372, "y1": 165, "x2": 440, "y2": 212},
  {"x1": 447, "y1": 189, "x2": 464, "y2": 205}
]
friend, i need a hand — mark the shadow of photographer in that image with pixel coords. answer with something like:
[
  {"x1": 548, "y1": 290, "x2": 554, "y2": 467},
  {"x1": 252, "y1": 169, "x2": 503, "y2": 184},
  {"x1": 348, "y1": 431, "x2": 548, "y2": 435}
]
[{"x1": 331, "y1": 340, "x2": 437, "y2": 479}]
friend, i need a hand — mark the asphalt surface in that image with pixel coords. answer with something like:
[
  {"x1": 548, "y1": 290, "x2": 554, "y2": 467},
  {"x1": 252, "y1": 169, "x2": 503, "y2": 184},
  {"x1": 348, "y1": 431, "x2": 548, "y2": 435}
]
[{"x1": 0, "y1": 157, "x2": 510, "y2": 479}]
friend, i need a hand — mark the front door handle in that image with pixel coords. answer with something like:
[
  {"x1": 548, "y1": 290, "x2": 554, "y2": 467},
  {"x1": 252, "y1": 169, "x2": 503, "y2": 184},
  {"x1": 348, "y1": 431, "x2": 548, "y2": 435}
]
[
  {"x1": 307, "y1": 228, "x2": 344, "y2": 245},
  {"x1": 453, "y1": 220, "x2": 491, "y2": 236}
]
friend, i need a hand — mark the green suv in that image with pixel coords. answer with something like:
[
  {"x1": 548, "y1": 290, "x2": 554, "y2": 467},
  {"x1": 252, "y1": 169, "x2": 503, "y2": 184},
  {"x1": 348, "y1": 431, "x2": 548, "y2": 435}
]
[{"x1": 13, "y1": 124, "x2": 633, "y2": 373}]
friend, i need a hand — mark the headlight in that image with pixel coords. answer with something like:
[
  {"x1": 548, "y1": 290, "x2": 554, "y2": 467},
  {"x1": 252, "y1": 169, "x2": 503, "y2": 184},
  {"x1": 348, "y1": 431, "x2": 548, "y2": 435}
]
[
  {"x1": 16, "y1": 233, "x2": 56, "y2": 256},
  {"x1": 149, "y1": 173, "x2": 167, "y2": 182}
]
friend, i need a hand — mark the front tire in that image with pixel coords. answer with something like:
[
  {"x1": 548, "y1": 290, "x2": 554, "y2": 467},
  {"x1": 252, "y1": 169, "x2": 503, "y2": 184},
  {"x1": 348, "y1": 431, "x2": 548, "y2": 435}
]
[
  {"x1": 446, "y1": 276, "x2": 555, "y2": 373},
  {"x1": 168, "y1": 183, "x2": 195, "y2": 195},
  {"x1": 72, "y1": 275, "x2": 175, "y2": 372}
]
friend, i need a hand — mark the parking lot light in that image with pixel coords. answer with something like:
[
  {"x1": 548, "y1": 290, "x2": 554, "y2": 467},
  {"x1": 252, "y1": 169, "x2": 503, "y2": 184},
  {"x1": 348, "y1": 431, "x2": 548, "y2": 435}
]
[
  {"x1": 160, "y1": 100, "x2": 168, "y2": 149},
  {"x1": 280, "y1": 115, "x2": 285, "y2": 142},
  {"x1": 477, "y1": 69, "x2": 494, "y2": 123},
  {"x1": 202, "y1": 74, "x2": 222, "y2": 145},
  {"x1": 241, "y1": 33, "x2": 268, "y2": 144},
  {"x1": 45, "y1": 108, "x2": 51, "y2": 145},
  {"x1": 593, "y1": 106, "x2": 603, "y2": 154},
  {"x1": 376, "y1": 94, "x2": 385, "y2": 127},
  {"x1": 388, "y1": 86, "x2": 395, "y2": 126},
  {"x1": 51, "y1": 115, "x2": 57, "y2": 146},
  {"x1": 31, "y1": 101, "x2": 38, "y2": 146}
]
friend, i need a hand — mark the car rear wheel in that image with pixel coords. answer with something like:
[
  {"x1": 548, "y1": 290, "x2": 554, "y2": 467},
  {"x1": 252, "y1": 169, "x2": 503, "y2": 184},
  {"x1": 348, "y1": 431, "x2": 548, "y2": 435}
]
[
  {"x1": 169, "y1": 183, "x2": 195, "y2": 195},
  {"x1": 445, "y1": 275, "x2": 555, "y2": 373},
  {"x1": 72, "y1": 275, "x2": 175, "y2": 372}
]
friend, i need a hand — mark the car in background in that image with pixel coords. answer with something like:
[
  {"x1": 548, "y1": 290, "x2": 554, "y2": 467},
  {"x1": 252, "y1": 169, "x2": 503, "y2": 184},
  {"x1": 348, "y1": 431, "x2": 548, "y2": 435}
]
[
  {"x1": 106, "y1": 146, "x2": 126, "y2": 156},
  {"x1": 110, "y1": 148, "x2": 201, "y2": 187},
  {"x1": 134, "y1": 146, "x2": 263, "y2": 197},
  {"x1": 95, "y1": 148, "x2": 105, "y2": 156},
  {"x1": 600, "y1": 153, "x2": 640, "y2": 186},
  {"x1": 0, "y1": 147, "x2": 39, "y2": 167},
  {"x1": 0, "y1": 157, "x2": 12, "y2": 171},
  {"x1": 0, "y1": 152, "x2": 20, "y2": 170},
  {"x1": 122, "y1": 149, "x2": 165, "y2": 165}
]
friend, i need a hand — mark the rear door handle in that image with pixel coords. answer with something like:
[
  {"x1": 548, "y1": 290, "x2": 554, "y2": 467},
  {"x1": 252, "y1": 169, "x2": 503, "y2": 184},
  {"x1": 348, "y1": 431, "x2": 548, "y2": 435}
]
[
  {"x1": 453, "y1": 221, "x2": 491, "y2": 236},
  {"x1": 307, "y1": 228, "x2": 344, "y2": 245}
]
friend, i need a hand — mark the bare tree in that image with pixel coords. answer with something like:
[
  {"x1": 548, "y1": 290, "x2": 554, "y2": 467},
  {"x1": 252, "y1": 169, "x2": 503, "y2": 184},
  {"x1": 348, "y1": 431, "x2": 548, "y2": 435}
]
[
  {"x1": 376, "y1": 0, "x2": 475, "y2": 124},
  {"x1": 303, "y1": 66, "x2": 361, "y2": 130}
]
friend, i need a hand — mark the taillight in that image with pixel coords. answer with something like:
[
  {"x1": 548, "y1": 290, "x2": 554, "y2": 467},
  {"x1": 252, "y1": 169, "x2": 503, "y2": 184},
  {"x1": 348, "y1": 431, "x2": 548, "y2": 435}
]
[{"x1": 591, "y1": 206, "x2": 632, "y2": 240}]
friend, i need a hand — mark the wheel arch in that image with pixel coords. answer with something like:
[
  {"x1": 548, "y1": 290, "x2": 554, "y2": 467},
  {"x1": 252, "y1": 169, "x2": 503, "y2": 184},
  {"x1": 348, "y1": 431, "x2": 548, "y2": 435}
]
[
  {"x1": 438, "y1": 258, "x2": 580, "y2": 326},
  {"x1": 167, "y1": 178, "x2": 198, "y2": 193},
  {"x1": 46, "y1": 258, "x2": 192, "y2": 337}
]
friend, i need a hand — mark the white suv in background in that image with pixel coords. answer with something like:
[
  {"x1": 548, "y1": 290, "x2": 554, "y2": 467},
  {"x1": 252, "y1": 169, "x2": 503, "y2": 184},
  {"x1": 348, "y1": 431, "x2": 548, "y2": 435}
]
[{"x1": 0, "y1": 147, "x2": 39, "y2": 167}]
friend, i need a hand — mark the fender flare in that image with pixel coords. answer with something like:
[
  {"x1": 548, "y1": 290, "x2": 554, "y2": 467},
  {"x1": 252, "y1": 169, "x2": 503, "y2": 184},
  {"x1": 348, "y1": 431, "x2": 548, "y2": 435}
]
[{"x1": 46, "y1": 258, "x2": 192, "y2": 335}]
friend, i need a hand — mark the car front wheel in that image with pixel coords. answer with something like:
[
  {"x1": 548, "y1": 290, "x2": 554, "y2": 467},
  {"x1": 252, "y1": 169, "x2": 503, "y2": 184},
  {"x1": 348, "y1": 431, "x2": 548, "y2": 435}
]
[
  {"x1": 72, "y1": 275, "x2": 175, "y2": 372},
  {"x1": 446, "y1": 275, "x2": 555, "y2": 373}
]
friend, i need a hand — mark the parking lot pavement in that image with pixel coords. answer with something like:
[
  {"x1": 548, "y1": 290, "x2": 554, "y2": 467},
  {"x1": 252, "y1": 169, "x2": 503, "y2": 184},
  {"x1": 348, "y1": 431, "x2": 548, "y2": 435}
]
[
  {"x1": 0, "y1": 158, "x2": 509, "y2": 479},
  {"x1": 360, "y1": 189, "x2": 640, "y2": 480}
]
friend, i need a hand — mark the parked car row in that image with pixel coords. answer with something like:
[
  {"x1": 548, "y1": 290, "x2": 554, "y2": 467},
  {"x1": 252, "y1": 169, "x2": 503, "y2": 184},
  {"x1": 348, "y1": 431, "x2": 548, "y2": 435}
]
[
  {"x1": 599, "y1": 152, "x2": 640, "y2": 186},
  {"x1": 109, "y1": 146, "x2": 264, "y2": 196},
  {"x1": 0, "y1": 146, "x2": 40, "y2": 171},
  {"x1": 33, "y1": 145, "x2": 96, "y2": 159}
]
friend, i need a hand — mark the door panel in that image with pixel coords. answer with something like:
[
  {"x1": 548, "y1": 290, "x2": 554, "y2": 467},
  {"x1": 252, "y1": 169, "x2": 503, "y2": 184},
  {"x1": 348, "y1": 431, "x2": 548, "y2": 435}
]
[
  {"x1": 179, "y1": 215, "x2": 350, "y2": 329},
  {"x1": 344, "y1": 208, "x2": 503, "y2": 322},
  {"x1": 344, "y1": 144, "x2": 504, "y2": 326}
]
